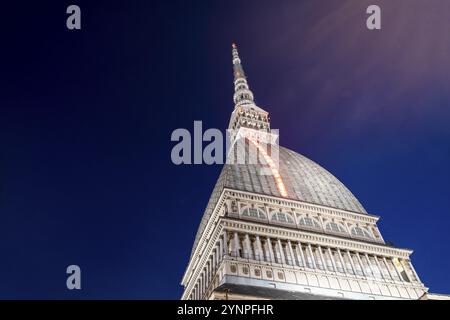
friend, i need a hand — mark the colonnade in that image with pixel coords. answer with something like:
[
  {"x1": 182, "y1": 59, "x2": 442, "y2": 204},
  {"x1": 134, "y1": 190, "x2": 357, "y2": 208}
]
[{"x1": 189, "y1": 231, "x2": 420, "y2": 300}]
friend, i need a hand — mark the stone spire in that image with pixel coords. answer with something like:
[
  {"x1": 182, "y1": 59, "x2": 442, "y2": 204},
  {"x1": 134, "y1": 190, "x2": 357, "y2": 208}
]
[
  {"x1": 232, "y1": 43, "x2": 255, "y2": 107},
  {"x1": 228, "y1": 43, "x2": 270, "y2": 133}
]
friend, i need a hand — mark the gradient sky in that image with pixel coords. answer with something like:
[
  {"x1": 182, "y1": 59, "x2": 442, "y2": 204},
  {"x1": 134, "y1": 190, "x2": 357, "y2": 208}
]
[{"x1": 1, "y1": 0, "x2": 449, "y2": 299}]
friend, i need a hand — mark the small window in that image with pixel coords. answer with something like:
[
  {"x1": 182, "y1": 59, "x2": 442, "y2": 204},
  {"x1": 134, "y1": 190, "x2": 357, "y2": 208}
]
[
  {"x1": 242, "y1": 207, "x2": 266, "y2": 219},
  {"x1": 271, "y1": 212, "x2": 294, "y2": 224},
  {"x1": 299, "y1": 216, "x2": 321, "y2": 229},
  {"x1": 325, "y1": 222, "x2": 346, "y2": 234},
  {"x1": 351, "y1": 226, "x2": 372, "y2": 239}
]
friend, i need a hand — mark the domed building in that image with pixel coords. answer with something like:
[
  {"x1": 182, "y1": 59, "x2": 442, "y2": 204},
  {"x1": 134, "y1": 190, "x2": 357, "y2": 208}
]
[{"x1": 180, "y1": 44, "x2": 427, "y2": 300}]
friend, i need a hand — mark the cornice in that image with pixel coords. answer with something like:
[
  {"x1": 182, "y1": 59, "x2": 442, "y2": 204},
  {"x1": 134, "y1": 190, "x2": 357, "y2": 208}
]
[{"x1": 223, "y1": 188, "x2": 380, "y2": 224}]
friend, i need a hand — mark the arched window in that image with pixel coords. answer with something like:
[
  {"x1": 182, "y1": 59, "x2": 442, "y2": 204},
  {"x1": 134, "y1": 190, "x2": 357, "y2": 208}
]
[
  {"x1": 325, "y1": 221, "x2": 347, "y2": 234},
  {"x1": 271, "y1": 212, "x2": 294, "y2": 224},
  {"x1": 351, "y1": 226, "x2": 372, "y2": 239},
  {"x1": 242, "y1": 207, "x2": 266, "y2": 220},
  {"x1": 298, "y1": 216, "x2": 321, "y2": 229}
]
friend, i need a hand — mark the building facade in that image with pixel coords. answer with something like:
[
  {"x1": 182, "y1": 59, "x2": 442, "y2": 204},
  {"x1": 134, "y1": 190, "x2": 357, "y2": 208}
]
[{"x1": 180, "y1": 44, "x2": 428, "y2": 300}]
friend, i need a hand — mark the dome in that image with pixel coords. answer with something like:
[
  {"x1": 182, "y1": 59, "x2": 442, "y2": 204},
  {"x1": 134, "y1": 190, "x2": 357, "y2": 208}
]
[
  {"x1": 190, "y1": 145, "x2": 366, "y2": 258},
  {"x1": 224, "y1": 146, "x2": 367, "y2": 214}
]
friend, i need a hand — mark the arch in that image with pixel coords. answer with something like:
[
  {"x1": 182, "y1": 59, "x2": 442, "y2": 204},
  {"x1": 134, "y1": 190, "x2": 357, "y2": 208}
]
[
  {"x1": 270, "y1": 211, "x2": 294, "y2": 224},
  {"x1": 350, "y1": 226, "x2": 372, "y2": 239},
  {"x1": 241, "y1": 207, "x2": 266, "y2": 220},
  {"x1": 298, "y1": 215, "x2": 321, "y2": 229},
  {"x1": 324, "y1": 221, "x2": 347, "y2": 234}
]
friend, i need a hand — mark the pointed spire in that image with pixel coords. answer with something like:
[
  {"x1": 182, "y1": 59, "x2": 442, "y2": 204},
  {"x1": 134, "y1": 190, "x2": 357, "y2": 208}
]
[
  {"x1": 231, "y1": 43, "x2": 255, "y2": 107},
  {"x1": 228, "y1": 43, "x2": 270, "y2": 133}
]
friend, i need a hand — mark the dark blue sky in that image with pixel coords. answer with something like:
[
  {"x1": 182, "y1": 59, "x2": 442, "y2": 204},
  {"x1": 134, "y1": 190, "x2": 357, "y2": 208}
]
[{"x1": 1, "y1": 0, "x2": 449, "y2": 298}]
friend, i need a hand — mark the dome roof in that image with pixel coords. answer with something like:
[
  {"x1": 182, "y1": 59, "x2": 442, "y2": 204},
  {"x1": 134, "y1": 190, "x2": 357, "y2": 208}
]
[
  {"x1": 190, "y1": 145, "x2": 366, "y2": 258},
  {"x1": 224, "y1": 146, "x2": 367, "y2": 213}
]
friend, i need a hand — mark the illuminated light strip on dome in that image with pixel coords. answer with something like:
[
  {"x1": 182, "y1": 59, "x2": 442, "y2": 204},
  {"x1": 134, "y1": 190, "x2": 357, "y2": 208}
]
[{"x1": 248, "y1": 138, "x2": 288, "y2": 197}]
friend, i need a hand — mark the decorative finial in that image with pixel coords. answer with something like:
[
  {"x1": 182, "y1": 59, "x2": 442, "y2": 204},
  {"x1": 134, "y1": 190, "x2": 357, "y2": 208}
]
[{"x1": 232, "y1": 43, "x2": 237, "y2": 49}]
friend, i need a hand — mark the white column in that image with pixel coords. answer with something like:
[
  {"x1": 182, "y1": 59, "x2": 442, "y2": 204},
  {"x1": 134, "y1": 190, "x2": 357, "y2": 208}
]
[
  {"x1": 206, "y1": 262, "x2": 209, "y2": 286},
  {"x1": 266, "y1": 238, "x2": 274, "y2": 263},
  {"x1": 210, "y1": 259, "x2": 213, "y2": 285},
  {"x1": 372, "y1": 256, "x2": 383, "y2": 279},
  {"x1": 337, "y1": 249, "x2": 347, "y2": 274},
  {"x1": 223, "y1": 231, "x2": 228, "y2": 257},
  {"x1": 204, "y1": 268, "x2": 208, "y2": 293},
  {"x1": 207, "y1": 261, "x2": 210, "y2": 287},
  {"x1": 210, "y1": 259, "x2": 213, "y2": 283},
  {"x1": 297, "y1": 242, "x2": 306, "y2": 267},
  {"x1": 277, "y1": 239, "x2": 286, "y2": 264},
  {"x1": 203, "y1": 274, "x2": 205, "y2": 298},
  {"x1": 382, "y1": 257, "x2": 395, "y2": 281},
  {"x1": 218, "y1": 238, "x2": 223, "y2": 262},
  {"x1": 212, "y1": 249, "x2": 216, "y2": 275},
  {"x1": 244, "y1": 234, "x2": 253, "y2": 259},
  {"x1": 346, "y1": 251, "x2": 357, "y2": 275},
  {"x1": 288, "y1": 240, "x2": 296, "y2": 266},
  {"x1": 202, "y1": 272, "x2": 205, "y2": 298},
  {"x1": 205, "y1": 270, "x2": 208, "y2": 295},
  {"x1": 273, "y1": 239, "x2": 280, "y2": 263},
  {"x1": 356, "y1": 253, "x2": 367, "y2": 277},
  {"x1": 400, "y1": 259, "x2": 412, "y2": 282},
  {"x1": 211, "y1": 255, "x2": 215, "y2": 284},
  {"x1": 318, "y1": 245, "x2": 327, "y2": 270},
  {"x1": 374, "y1": 256, "x2": 386, "y2": 280},
  {"x1": 307, "y1": 244, "x2": 317, "y2": 269},
  {"x1": 233, "y1": 232, "x2": 240, "y2": 257},
  {"x1": 407, "y1": 260, "x2": 420, "y2": 282},
  {"x1": 216, "y1": 247, "x2": 219, "y2": 271},
  {"x1": 256, "y1": 235, "x2": 264, "y2": 261},
  {"x1": 216, "y1": 248, "x2": 220, "y2": 273},
  {"x1": 391, "y1": 258, "x2": 404, "y2": 281},
  {"x1": 364, "y1": 253, "x2": 376, "y2": 278},
  {"x1": 328, "y1": 248, "x2": 338, "y2": 272}
]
